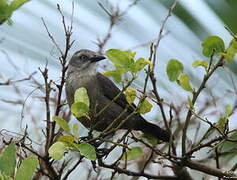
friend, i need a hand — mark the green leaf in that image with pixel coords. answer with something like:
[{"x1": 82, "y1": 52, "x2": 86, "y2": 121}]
[
  {"x1": 74, "y1": 87, "x2": 90, "y2": 106},
  {"x1": 105, "y1": 49, "x2": 134, "y2": 70},
  {"x1": 104, "y1": 70, "x2": 122, "y2": 83},
  {"x1": 166, "y1": 59, "x2": 184, "y2": 81},
  {"x1": 58, "y1": 135, "x2": 75, "y2": 144},
  {"x1": 0, "y1": 143, "x2": 16, "y2": 176},
  {"x1": 217, "y1": 104, "x2": 231, "y2": 132},
  {"x1": 225, "y1": 39, "x2": 237, "y2": 63},
  {"x1": 217, "y1": 116, "x2": 227, "y2": 132},
  {"x1": 192, "y1": 60, "x2": 209, "y2": 71},
  {"x1": 72, "y1": 123, "x2": 79, "y2": 139},
  {"x1": 177, "y1": 74, "x2": 193, "y2": 92},
  {"x1": 53, "y1": 116, "x2": 70, "y2": 134},
  {"x1": 48, "y1": 142, "x2": 67, "y2": 160},
  {"x1": 77, "y1": 143, "x2": 96, "y2": 161},
  {"x1": 122, "y1": 147, "x2": 143, "y2": 161},
  {"x1": 201, "y1": 36, "x2": 225, "y2": 57},
  {"x1": 0, "y1": 0, "x2": 8, "y2": 8},
  {"x1": 0, "y1": 173, "x2": 13, "y2": 180},
  {"x1": 219, "y1": 132, "x2": 237, "y2": 151},
  {"x1": 140, "y1": 134, "x2": 158, "y2": 145},
  {"x1": 0, "y1": 0, "x2": 29, "y2": 25},
  {"x1": 124, "y1": 88, "x2": 136, "y2": 104},
  {"x1": 131, "y1": 58, "x2": 152, "y2": 72},
  {"x1": 8, "y1": 0, "x2": 29, "y2": 11},
  {"x1": 138, "y1": 99, "x2": 153, "y2": 114},
  {"x1": 71, "y1": 102, "x2": 89, "y2": 118},
  {"x1": 0, "y1": 3, "x2": 12, "y2": 25},
  {"x1": 15, "y1": 157, "x2": 38, "y2": 180}
]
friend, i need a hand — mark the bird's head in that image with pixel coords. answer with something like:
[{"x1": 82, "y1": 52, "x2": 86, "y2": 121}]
[{"x1": 68, "y1": 49, "x2": 106, "y2": 73}]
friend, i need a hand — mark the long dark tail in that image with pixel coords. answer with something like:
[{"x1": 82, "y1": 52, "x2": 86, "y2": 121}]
[{"x1": 139, "y1": 120, "x2": 170, "y2": 142}]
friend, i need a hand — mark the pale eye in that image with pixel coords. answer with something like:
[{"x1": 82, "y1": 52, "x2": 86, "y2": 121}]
[{"x1": 80, "y1": 55, "x2": 88, "y2": 60}]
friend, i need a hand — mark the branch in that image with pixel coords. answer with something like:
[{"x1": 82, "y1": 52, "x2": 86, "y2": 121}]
[
  {"x1": 97, "y1": 0, "x2": 139, "y2": 53},
  {"x1": 98, "y1": 158, "x2": 177, "y2": 179},
  {"x1": 148, "y1": 0, "x2": 178, "y2": 131},
  {"x1": 182, "y1": 56, "x2": 225, "y2": 155},
  {"x1": 39, "y1": 66, "x2": 52, "y2": 153},
  {"x1": 62, "y1": 156, "x2": 84, "y2": 180},
  {"x1": 48, "y1": 4, "x2": 74, "y2": 147},
  {"x1": 186, "y1": 136, "x2": 224, "y2": 156},
  {"x1": 0, "y1": 71, "x2": 36, "y2": 86},
  {"x1": 41, "y1": 18, "x2": 63, "y2": 56},
  {"x1": 183, "y1": 160, "x2": 237, "y2": 179}
]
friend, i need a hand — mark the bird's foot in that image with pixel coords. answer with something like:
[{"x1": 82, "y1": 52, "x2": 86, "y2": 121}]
[
  {"x1": 96, "y1": 148, "x2": 110, "y2": 158},
  {"x1": 79, "y1": 134, "x2": 93, "y2": 142}
]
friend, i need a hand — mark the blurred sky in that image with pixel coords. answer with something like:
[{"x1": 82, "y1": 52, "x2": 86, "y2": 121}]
[
  {"x1": 0, "y1": 0, "x2": 237, "y2": 179},
  {"x1": 1, "y1": 0, "x2": 236, "y2": 129}
]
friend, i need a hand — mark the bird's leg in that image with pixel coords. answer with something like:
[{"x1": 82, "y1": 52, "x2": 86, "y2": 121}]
[
  {"x1": 93, "y1": 132, "x2": 114, "y2": 147},
  {"x1": 91, "y1": 160, "x2": 98, "y2": 172},
  {"x1": 79, "y1": 133, "x2": 94, "y2": 142},
  {"x1": 94, "y1": 133, "x2": 115, "y2": 158},
  {"x1": 96, "y1": 148, "x2": 110, "y2": 159},
  {"x1": 100, "y1": 132, "x2": 114, "y2": 139}
]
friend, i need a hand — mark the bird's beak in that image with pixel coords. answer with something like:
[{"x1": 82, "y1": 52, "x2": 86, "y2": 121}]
[{"x1": 90, "y1": 55, "x2": 106, "y2": 62}]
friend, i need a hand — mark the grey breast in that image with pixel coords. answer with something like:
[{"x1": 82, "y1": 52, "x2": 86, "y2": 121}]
[{"x1": 65, "y1": 71, "x2": 140, "y2": 131}]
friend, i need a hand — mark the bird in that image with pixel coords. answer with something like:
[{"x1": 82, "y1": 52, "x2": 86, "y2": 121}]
[{"x1": 65, "y1": 49, "x2": 170, "y2": 142}]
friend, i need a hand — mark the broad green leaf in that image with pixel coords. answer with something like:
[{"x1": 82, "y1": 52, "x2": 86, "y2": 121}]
[
  {"x1": 138, "y1": 99, "x2": 153, "y2": 114},
  {"x1": 0, "y1": 0, "x2": 29, "y2": 25},
  {"x1": 71, "y1": 102, "x2": 89, "y2": 118},
  {"x1": 15, "y1": 157, "x2": 38, "y2": 180},
  {"x1": 131, "y1": 58, "x2": 151, "y2": 72},
  {"x1": 77, "y1": 143, "x2": 96, "y2": 161},
  {"x1": 74, "y1": 87, "x2": 90, "y2": 106},
  {"x1": 166, "y1": 59, "x2": 184, "y2": 81},
  {"x1": 124, "y1": 50, "x2": 136, "y2": 60},
  {"x1": 217, "y1": 104, "x2": 231, "y2": 132},
  {"x1": 219, "y1": 132, "x2": 237, "y2": 151},
  {"x1": 104, "y1": 70, "x2": 122, "y2": 83},
  {"x1": 58, "y1": 136, "x2": 82, "y2": 151},
  {"x1": 105, "y1": 49, "x2": 134, "y2": 69},
  {"x1": 0, "y1": 173, "x2": 13, "y2": 180},
  {"x1": 0, "y1": 143, "x2": 16, "y2": 176},
  {"x1": 178, "y1": 74, "x2": 193, "y2": 92},
  {"x1": 122, "y1": 147, "x2": 143, "y2": 161},
  {"x1": 58, "y1": 136, "x2": 75, "y2": 144},
  {"x1": 72, "y1": 123, "x2": 79, "y2": 139},
  {"x1": 225, "y1": 39, "x2": 237, "y2": 63},
  {"x1": 192, "y1": 60, "x2": 209, "y2": 71},
  {"x1": 201, "y1": 36, "x2": 225, "y2": 57},
  {"x1": 124, "y1": 88, "x2": 136, "y2": 104},
  {"x1": 0, "y1": 0, "x2": 8, "y2": 8},
  {"x1": 8, "y1": 0, "x2": 29, "y2": 11},
  {"x1": 140, "y1": 134, "x2": 158, "y2": 145},
  {"x1": 0, "y1": 4, "x2": 12, "y2": 25},
  {"x1": 53, "y1": 116, "x2": 70, "y2": 134},
  {"x1": 48, "y1": 142, "x2": 66, "y2": 160}
]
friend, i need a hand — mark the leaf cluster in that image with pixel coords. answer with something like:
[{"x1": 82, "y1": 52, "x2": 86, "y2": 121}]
[
  {"x1": 0, "y1": 144, "x2": 38, "y2": 180},
  {"x1": 0, "y1": 0, "x2": 29, "y2": 25}
]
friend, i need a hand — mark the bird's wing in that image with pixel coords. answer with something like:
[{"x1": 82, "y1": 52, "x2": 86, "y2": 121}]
[{"x1": 96, "y1": 73, "x2": 137, "y2": 112}]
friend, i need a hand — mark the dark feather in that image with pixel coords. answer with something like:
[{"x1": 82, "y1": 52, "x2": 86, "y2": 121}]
[{"x1": 96, "y1": 73, "x2": 137, "y2": 113}]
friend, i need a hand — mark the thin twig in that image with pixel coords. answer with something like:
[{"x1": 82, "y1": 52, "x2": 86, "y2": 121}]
[
  {"x1": 182, "y1": 56, "x2": 224, "y2": 155},
  {"x1": 62, "y1": 156, "x2": 84, "y2": 180}
]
